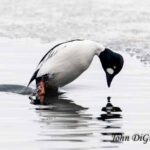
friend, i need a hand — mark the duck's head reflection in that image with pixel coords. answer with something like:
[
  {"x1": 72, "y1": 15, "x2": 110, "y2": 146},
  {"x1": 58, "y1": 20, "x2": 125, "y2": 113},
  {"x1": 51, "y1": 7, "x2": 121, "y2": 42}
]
[
  {"x1": 99, "y1": 97, "x2": 124, "y2": 148},
  {"x1": 98, "y1": 97, "x2": 122, "y2": 121}
]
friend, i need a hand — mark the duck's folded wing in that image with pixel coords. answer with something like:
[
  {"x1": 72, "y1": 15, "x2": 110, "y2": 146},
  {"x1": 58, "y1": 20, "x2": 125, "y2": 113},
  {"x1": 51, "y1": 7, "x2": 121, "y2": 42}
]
[{"x1": 37, "y1": 39, "x2": 82, "y2": 68}]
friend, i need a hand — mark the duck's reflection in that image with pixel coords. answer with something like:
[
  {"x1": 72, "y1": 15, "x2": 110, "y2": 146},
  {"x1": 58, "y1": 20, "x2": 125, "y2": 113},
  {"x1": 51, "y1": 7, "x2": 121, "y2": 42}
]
[
  {"x1": 99, "y1": 97, "x2": 124, "y2": 148},
  {"x1": 34, "y1": 94, "x2": 88, "y2": 112},
  {"x1": 98, "y1": 97, "x2": 122, "y2": 121},
  {"x1": 33, "y1": 94, "x2": 94, "y2": 144},
  {"x1": 32, "y1": 95, "x2": 124, "y2": 149}
]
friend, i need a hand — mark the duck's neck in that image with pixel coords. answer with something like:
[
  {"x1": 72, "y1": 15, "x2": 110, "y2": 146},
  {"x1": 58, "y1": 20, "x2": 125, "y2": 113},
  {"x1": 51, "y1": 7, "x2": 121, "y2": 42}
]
[{"x1": 94, "y1": 41, "x2": 105, "y2": 56}]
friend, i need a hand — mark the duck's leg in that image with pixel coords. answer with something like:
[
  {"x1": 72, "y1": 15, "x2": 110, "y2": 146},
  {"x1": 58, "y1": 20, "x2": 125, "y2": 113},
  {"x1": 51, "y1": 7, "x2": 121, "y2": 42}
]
[
  {"x1": 37, "y1": 79, "x2": 45, "y2": 104},
  {"x1": 30, "y1": 75, "x2": 59, "y2": 104},
  {"x1": 29, "y1": 77, "x2": 46, "y2": 104},
  {"x1": 37, "y1": 75, "x2": 59, "y2": 103}
]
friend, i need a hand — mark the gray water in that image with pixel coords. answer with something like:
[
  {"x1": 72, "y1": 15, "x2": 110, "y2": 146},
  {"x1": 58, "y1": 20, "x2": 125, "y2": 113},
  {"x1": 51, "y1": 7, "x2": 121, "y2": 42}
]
[{"x1": 0, "y1": 0, "x2": 150, "y2": 150}]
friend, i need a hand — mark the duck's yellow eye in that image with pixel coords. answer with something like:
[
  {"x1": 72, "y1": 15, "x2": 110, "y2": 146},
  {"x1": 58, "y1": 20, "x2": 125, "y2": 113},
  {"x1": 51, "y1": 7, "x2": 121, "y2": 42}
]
[{"x1": 113, "y1": 66, "x2": 117, "y2": 69}]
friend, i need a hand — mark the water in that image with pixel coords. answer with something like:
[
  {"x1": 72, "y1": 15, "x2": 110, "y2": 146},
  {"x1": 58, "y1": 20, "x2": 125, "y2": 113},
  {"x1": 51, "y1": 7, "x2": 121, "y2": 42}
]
[{"x1": 0, "y1": 0, "x2": 150, "y2": 149}]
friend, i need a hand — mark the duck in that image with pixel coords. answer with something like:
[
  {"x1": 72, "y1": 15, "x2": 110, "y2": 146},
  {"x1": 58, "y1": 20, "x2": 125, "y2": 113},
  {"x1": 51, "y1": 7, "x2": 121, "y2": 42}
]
[{"x1": 28, "y1": 39, "x2": 124, "y2": 103}]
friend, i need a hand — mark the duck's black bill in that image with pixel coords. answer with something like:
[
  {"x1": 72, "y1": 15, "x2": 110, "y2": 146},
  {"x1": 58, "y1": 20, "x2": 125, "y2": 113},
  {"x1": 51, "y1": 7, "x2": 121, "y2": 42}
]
[{"x1": 106, "y1": 74, "x2": 114, "y2": 87}]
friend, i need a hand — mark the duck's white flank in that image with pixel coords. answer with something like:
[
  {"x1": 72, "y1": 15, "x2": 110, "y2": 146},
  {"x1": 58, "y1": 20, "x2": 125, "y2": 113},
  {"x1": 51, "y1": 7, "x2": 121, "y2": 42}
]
[{"x1": 37, "y1": 40, "x2": 105, "y2": 87}]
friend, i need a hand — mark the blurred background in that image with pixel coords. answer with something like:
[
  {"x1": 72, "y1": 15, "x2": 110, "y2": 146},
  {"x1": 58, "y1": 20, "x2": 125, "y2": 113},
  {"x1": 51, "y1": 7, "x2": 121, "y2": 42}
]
[{"x1": 0, "y1": 0, "x2": 150, "y2": 64}]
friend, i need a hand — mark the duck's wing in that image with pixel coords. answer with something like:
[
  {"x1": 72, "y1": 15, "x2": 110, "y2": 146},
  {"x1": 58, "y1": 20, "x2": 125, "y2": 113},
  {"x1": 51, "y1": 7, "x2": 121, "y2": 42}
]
[
  {"x1": 37, "y1": 39, "x2": 83, "y2": 68},
  {"x1": 27, "y1": 39, "x2": 83, "y2": 87}
]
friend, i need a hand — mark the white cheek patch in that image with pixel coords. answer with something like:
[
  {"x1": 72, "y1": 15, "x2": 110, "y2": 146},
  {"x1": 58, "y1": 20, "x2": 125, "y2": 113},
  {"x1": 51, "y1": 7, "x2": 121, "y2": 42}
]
[{"x1": 106, "y1": 68, "x2": 114, "y2": 75}]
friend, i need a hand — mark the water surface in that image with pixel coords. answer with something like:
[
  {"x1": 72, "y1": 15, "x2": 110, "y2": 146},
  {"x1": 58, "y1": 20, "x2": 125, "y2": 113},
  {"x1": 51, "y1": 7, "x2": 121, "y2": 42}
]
[{"x1": 0, "y1": 0, "x2": 150, "y2": 149}]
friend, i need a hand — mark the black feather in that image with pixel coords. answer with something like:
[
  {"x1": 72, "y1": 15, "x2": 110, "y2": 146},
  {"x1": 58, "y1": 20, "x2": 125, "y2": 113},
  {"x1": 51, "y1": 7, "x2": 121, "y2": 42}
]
[{"x1": 27, "y1": 69, "x2": 39, "y2": 87}]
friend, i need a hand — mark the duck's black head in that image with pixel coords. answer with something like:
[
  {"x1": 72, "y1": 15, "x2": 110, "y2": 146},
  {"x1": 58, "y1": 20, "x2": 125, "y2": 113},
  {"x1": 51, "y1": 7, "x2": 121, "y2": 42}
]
[{"x1": 99, "y1": 48, "x2": 124, "y2": 87}]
